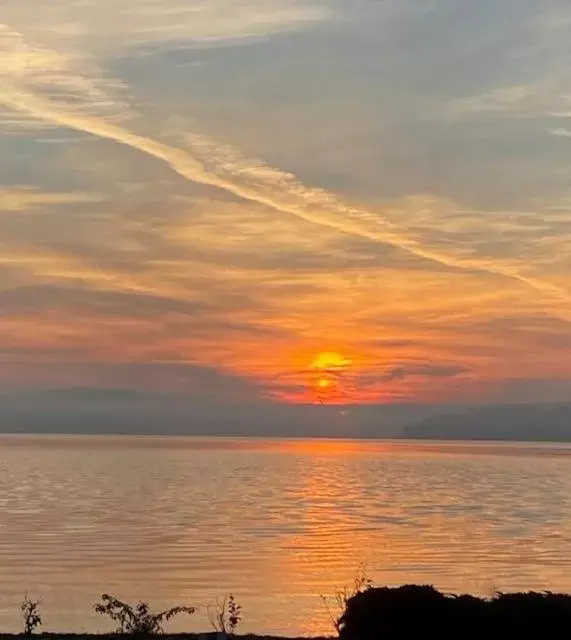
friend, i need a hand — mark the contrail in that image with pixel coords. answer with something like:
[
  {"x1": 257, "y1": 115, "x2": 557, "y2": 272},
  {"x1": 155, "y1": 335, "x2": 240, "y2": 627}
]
[{"x1": 1, "y1": 82, "x2": 568, "y2": 301}]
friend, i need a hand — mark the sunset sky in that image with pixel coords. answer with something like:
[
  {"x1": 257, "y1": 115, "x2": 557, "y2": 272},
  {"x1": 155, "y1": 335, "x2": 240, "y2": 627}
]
[{"x1": 1, "y1": 0, "x2": 571, "y2": 411}]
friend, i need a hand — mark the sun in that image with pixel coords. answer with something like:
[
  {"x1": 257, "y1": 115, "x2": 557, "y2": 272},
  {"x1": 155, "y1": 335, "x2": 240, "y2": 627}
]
[
  {"x1": 313, "y1": 373, "x2": 338, "y2": 400},
  {"x1": 311, "y1": 351, "x2": 351, "y2": 371},
  {"x1": 309, "y1": 351, "x2": 351, "y2": 403},
  {"x1": 316, "y1": 377, "x2": 333, "y2": 389}
]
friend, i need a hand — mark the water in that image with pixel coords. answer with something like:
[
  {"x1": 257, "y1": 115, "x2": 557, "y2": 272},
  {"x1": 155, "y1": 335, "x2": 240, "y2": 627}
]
[{"x1": 1, "y1": 435, "x2": 571, "y2": 636}]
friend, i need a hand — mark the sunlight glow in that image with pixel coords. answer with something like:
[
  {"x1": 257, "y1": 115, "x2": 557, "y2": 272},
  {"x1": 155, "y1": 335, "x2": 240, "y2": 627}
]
[{"x1": 311, "y1": 352, "x2": 351, "y2": 371}]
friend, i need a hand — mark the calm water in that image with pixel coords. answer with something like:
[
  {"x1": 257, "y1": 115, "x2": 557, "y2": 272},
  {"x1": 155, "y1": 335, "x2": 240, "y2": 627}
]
[{"x1": 1, "y1": 435, "x2": 571, "y2": 635}]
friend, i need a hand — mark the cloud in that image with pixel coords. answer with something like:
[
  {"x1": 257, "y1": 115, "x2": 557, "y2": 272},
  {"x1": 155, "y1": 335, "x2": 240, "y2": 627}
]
[
  {"x1": 551, "y1": 128, "x2": 571, "y2": 137},
  {"x1": 0, "y1": 187, "x2": 100, "y2": 212},
  {"x1": 1, "y1": 6, "x2": 569, "y2": 303},
  {"x1": 0, "y1": 0, "x2": 331, "y2": 129},
  {"x1": 3, "y1": 76, "x2": 569, "y2": 302},
  {"x1": 382, "y1": 363, "x2": 467, "y2": 382},
  {"x1": 445, "y1": 85, "x2": 546, "y2": 119},
  {"x1": 0, "y1": 0, "x2": 330, "y2": 139},
  {"x1": 0, "y1": 361, "x2": 270, "y2": 402},
  {"x1": 0, "y1": 284, "x2": 204, "y2": 317},
  {"x1": 2, "y1": 0, "x2": 329, "y2": 51}
]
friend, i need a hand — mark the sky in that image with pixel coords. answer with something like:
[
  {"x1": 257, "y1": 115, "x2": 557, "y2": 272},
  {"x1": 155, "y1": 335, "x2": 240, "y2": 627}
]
[{"x1": 1, "y1": 0, "x2": 571, "y2": 418}]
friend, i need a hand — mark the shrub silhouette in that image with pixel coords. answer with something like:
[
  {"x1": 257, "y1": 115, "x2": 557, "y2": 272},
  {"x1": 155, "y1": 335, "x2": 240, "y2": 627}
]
[
  {"x1": 94, "y1": 594, "x2": 194, "y2": 635},
  {"x1": 321, "y1": 563, "x2": 372, "y2": 633},
  {"x1": 207, "y1": 594, "x2": 242, "y2": 635},
  {"x1": 20, "y1": 596, "x2": 42, "y2": 635},
  {"x1": 338, "y1": 585, "x2": 571, "y2": 639},
  {"x1": 338, "y1": 585, "x2": 451, "y2": 639},
  {"x1": 490, "y1": 591, "x2": 571, "y2": 638}
]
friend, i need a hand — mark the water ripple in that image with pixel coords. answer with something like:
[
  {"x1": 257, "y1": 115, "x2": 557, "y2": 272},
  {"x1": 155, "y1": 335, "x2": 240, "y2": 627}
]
[{"x1": 1, "y1": 435, "x2": 571, "y2": 635}]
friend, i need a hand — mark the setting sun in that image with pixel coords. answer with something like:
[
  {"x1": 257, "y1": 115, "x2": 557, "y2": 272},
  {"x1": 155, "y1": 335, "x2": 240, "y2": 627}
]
[
  {"x1": 311, "y1": 351, "x2": 352, "y2": 371},
  {"x1": 308, "y1": 352, "x2": 352, "y2": 403}
]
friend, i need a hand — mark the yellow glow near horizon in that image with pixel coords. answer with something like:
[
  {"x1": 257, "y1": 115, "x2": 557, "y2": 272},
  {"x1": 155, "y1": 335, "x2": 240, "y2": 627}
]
[
  {"x1": 309, "y1": 352, "x2": 350, "y2": 403},
  {"x1": 311, "y1": 351, "x2": 352, "y2": 371}
]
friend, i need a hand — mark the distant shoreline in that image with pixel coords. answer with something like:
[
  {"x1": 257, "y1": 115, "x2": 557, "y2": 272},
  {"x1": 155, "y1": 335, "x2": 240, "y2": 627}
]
[
  {"x1": 2, "y1": 432, "x2": 571, "y2": 446},
  {"x1": 2, "y1": 393, "x2": 570, "y2": 442}
]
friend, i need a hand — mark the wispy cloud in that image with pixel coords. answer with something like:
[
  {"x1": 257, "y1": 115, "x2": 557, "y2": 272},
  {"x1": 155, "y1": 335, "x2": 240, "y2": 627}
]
[
  {"x1": 2, "y1": 0, "x2": 329, "y2": 49},
  {"x1": 2, "y1": 75, "x2": 568, "y2": 302},
  {"x1": 0, "y1": 187, "x2": 100, "y2": 212},
  {"x1": 551, "y1": 127, "x2": 571, "y2": 137},
  {"x1": 2, "y1": 2, "x2": 570, "y2": 301}
]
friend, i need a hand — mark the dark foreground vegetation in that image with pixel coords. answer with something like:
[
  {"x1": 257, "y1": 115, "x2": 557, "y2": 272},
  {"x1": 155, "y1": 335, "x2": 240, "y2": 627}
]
[
  {"x1": 339, "y1": 584, "x2": 571, "y2": 639},
  {"x1": 10, "y1": 584, "x2": 571, "y2": 639}
]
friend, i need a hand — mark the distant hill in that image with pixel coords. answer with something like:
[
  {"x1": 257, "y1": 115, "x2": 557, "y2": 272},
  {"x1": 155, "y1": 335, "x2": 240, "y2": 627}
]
[
  {"x1": 4, "y1": 389, "x2": 571, "y2": 441},
  {"x1": 0, "y1": 388, "x2": 434, "y2": 437},
  {"x1": 404, "y1": 403, "x2": 571, "y2": 442}
]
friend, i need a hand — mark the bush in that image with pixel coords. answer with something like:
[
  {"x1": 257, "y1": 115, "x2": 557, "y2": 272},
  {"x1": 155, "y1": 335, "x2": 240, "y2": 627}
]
[
  {"x1": 338, "y1": 585, "x2": 451, "y2": 639},
  {"x1": 337, "y1": 585, "x2": 571, "y2": 639},
  {"x1": 94, "y1": 594, "x2": 195, "y2": 635},
  {"x1": 207, "y1": 594, "x2": 242, "y2": 635},
  {"x1": 20, "y1": 597, "x2": 42, "y2": 635},
  {"x1": 490, "y1": 591, "x2": 571, "y2": 637},
  {"x1": 322, "y1": 564, "x2": 372, "y2": 633}
]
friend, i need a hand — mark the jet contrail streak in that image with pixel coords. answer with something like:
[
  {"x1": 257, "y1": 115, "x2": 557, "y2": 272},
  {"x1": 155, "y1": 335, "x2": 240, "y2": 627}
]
[{"x1": 1, "y1": 82, "x2": 568, "y2": 301}]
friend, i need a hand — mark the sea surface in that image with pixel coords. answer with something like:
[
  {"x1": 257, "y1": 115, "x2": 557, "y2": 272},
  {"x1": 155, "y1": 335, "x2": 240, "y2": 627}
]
[{"x1": 1, "y1": 435, "x2": 571, "y2": 636}]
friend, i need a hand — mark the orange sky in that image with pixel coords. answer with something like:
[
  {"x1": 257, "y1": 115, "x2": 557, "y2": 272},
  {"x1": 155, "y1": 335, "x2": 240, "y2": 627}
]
[{"x1": 1, "y1": 0, "x2": 571, "y2": 407}]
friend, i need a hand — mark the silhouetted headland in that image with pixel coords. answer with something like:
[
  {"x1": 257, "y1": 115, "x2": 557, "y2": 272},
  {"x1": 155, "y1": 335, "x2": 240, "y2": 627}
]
[{"x1": 404, "y1": 403, "x2": 571, "y2": 441}]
